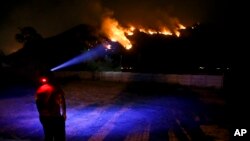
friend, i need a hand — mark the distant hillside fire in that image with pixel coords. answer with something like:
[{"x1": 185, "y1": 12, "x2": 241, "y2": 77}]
[{"x1": 101, "y1": 16, "x2": 186, "y2": 50}]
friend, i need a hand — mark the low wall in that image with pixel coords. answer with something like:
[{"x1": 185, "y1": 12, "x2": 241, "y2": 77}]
[{"x1": 54, "y1": 71, "x2": 223, "y2": 89}]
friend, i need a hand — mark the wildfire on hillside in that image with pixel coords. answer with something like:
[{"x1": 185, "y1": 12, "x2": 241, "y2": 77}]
[{"x1": 101, "y1": 17, "x2": 186, "y2": 50}]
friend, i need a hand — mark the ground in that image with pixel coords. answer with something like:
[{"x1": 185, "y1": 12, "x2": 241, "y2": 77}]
[{"x1": 0, "y1": 79, "x2": 231, "y2": 141}]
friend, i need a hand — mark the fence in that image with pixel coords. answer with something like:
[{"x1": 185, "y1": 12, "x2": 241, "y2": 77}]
[{"x1": 54, "y1": 71, "x2": 223, "y2": 89}]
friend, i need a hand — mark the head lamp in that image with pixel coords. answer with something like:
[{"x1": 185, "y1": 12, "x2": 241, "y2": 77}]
[{"x1": 40, "y1": 77, "x2": 48, "y2": 84}]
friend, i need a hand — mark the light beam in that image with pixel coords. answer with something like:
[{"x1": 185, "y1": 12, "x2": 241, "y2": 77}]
[{"x1": 51, "y1": 44, "x2": 107, "y2": 71}]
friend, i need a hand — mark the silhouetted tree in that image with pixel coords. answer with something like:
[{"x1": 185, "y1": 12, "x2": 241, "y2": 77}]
[{"x1": 15, "y1": 26, "x2": 43, "y2": 47}]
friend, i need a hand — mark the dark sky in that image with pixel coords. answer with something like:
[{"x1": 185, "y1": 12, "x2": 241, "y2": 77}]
[{"x1": 0, "y1": 0, "x2": 228, "y2": 55}]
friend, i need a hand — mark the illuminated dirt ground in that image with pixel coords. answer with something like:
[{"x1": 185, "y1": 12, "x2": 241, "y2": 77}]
[{"x1": 0, "y1": 80, "x2": 229, "y2": 141}]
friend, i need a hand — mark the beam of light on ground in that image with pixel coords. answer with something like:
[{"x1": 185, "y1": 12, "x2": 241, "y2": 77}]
[
  {"x1": 0, "y1": 84, "x2": 227, "y2": 141},
  {"x1": 51, "y1": 44, "x2": 107, "y2": 71}
]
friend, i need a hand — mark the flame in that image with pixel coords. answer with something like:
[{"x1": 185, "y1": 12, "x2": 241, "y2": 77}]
[
  {"x1": 101, "y1": 17, "x2": 132, "y2": 50},
  {"x1": 101, "y1": 17, "x2": 186, "y2": 49},
  {"x1": 159, "y1": 27, "x2": 173, "y2": 35},
  {"x1": 178, "y1": 23, "x2": 186, "y2": 29},
  {"x1": 124, "y1": 26, "x2": 135, "y2": 36},
  {"x1": 175, "y1": 31, "x2": 180, "y2": 37}
]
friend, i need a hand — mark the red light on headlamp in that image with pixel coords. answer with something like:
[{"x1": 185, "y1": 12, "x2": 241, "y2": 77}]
[{"x1": 40, "y1": 77, "x2": 48, "y2": 83}]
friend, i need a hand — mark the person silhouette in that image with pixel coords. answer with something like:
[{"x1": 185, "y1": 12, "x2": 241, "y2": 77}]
[{"x1": 35, "y1": 71, "x2": 66, "y2": 141}]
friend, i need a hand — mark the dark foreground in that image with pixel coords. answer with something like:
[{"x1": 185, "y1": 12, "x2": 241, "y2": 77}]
[{"x1": 0, "y1": 80, "x2": 231, "y2": 141}]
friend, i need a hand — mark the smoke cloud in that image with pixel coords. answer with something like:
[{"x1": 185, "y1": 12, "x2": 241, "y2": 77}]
[{"x1": 0, "y1": 0, "x2": 224, "y2": 55}]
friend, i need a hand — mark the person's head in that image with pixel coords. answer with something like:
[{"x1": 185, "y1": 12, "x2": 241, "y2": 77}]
[{"x1": 38, "y1": 70, "x2": 55, "y2": 85}]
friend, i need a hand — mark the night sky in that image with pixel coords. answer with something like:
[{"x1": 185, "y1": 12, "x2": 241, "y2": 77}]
[{"x1": 0, "y1": 0, "x2": 229, "y2": 55}]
